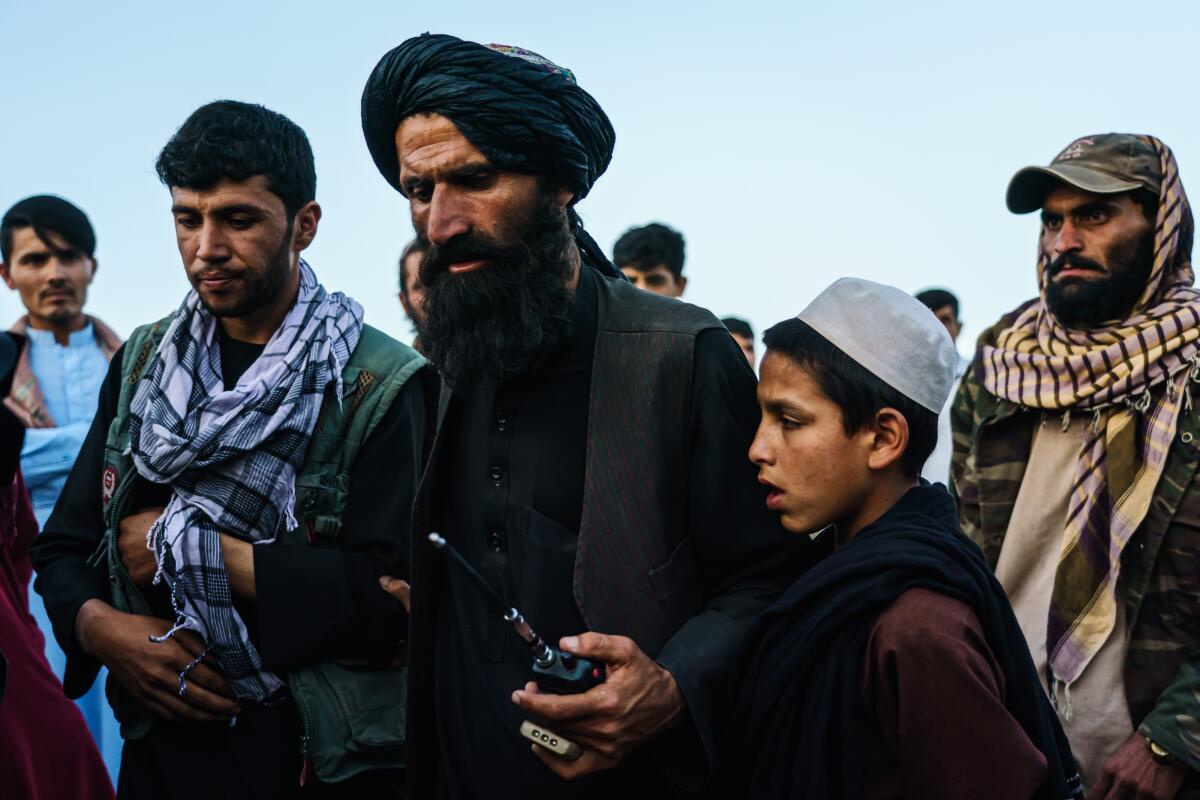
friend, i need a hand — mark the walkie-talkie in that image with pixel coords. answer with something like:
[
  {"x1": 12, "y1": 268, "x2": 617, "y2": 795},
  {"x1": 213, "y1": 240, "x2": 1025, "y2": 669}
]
[{"x1": 428, "y1": 533, "x2": 605, "y2": 694}]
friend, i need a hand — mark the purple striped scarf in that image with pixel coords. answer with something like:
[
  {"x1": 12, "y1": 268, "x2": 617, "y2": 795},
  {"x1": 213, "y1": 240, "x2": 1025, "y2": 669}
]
[{"x1": 981, "y1": 137, "x2": 1197, "y2": 691}]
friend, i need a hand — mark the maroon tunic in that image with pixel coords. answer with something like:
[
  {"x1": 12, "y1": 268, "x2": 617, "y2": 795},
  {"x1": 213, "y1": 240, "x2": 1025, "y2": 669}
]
[
  {"x1": 861, "y1": 588, "x2": 1048, "y2": 800},
  {"x1": 0, "y1": 471, "x2": 112, "y2": 800}
]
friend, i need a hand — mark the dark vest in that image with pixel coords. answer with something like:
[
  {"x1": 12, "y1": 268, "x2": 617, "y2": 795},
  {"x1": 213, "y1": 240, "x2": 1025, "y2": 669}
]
[{"x1": 406, "y1": 272, "x2": 724, "y2": 792}]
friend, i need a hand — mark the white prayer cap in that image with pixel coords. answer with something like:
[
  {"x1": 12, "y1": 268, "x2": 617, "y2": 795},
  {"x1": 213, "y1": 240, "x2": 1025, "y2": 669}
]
[{"x1": 796, "y1": 277, "x2": 958, "y2": 413}]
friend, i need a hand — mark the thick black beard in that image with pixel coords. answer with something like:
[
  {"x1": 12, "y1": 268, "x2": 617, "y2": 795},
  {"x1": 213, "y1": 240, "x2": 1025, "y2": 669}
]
[
  {"x1": 1045, "y1": 232, "x2": 1155, "y2": 327},
  {"x1": 415, "y1": 194, "x2": 575, "y2": 390}
]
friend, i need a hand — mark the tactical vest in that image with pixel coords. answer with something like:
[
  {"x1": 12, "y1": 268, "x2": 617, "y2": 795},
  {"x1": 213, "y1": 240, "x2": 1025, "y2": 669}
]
[{"x1": 91, "y1": 314, "x2": 425, "y2": 783}]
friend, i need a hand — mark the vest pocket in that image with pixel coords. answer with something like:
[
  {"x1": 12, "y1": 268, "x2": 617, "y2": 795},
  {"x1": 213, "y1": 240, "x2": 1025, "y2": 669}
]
[{"x1": 290, "y1": 661, "x2": 407, "y2": 782}]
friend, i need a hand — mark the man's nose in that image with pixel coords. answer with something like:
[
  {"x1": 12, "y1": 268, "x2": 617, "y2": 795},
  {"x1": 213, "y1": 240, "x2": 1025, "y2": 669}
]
[
  {"x1": 1053, "y1": 220, "x2": 1084, "y2": 255},
  {"x1": 195, "y1": 221, "x2": 231, "y2": 262},
  {"x1": 46, "y1": 257, "x2": 69, "y2": 283},
  {"x1": 424, "y1": 188, "x2": 471, "y2": 246}
]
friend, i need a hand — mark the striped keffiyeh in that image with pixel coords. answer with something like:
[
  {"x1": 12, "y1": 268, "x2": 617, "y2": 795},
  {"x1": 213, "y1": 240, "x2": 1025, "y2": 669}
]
[
  {"x1": 129, "y1": 260, "x2": 363, "y2": 701},
  {"x1": 981, "y1": 137, "x2": 1197, "y2": 694}
]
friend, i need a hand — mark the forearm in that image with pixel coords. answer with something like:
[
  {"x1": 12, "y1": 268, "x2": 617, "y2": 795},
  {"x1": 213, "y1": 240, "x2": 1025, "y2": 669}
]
[{"x1": 220, "y1": 533, "x2": 256, "y2": 602}]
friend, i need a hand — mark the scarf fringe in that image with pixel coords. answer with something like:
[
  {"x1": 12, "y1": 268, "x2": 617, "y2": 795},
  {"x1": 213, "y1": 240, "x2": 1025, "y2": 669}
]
[{"x1": 1049, "y1": 676, "x2": 1074, "y2": 723}]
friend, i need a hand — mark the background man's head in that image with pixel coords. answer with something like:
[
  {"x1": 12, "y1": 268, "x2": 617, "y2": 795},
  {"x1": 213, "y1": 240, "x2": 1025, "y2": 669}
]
[
  {"x1": 398, "y1": 237, "x2": 429, "y2": 328},
  {"x1": 1006, "y1": 134, "x2": 1165, "y2": 328},
  {"x1": 915, "y1": 288, "x2": 961, "y2": 343},
  {"x1": 613, "y1": 222, "x2": 686, "y2": 297},
  {"x1": 362, "y1": 34, "x2": 616, "y2": 389},
  {"x1": 750, "y1": 279, "x2": 954, "y2": 537},
  {"x1": 155, "y1": 100, "x2": 319, "y2": 322},
  {"x1": 0, "y1": 195, "x2": 97, "y2": 333},
  {"x1": 721, "y1": 316, "x2": 756, "y2": 367}
]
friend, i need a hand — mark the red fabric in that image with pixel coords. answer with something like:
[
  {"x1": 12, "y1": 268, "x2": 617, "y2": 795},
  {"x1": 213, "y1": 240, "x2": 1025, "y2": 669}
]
[
  {"x1": 0, "y1": 471, "x2": 113, "y2": 800},
  {"x1": 860, "y1": 588, "x2": 1048, "y2": 800}
]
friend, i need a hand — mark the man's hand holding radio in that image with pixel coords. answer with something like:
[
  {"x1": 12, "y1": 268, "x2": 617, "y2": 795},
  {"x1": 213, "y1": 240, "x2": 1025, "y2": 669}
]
[{"x1": 511, "y1": 632, "x2": 685, "y2": 780}]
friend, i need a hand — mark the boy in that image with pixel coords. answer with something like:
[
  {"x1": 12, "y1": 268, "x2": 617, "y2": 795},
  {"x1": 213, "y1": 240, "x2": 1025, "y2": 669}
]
[{"x1": 736, "y1": 278, "x2": 1080, "y2": 799}]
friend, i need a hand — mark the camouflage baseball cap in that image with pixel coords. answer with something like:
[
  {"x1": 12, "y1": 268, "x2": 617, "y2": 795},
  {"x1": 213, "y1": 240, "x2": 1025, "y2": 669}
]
[{"x1": 1006, "y1": 133, "x2": 1161, "y2": 214}]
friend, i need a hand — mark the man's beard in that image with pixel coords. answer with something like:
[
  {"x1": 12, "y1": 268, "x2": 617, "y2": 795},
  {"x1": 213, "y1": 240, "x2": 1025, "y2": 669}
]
[
  {"x1": 415, "y1": 193, "x2": 575, "y2": 390},
  {"x1": 1044, "y1": 232, "x2": 1155, "y2": 327},
  {"x1": 194, "y1": 223, "x2": 294, "y2": 319}
]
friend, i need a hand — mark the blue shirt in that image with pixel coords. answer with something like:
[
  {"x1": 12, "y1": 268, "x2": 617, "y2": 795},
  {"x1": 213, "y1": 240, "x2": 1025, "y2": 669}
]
[{"x1": 20, "y1": 323, "x2": 110, "y2": 526}]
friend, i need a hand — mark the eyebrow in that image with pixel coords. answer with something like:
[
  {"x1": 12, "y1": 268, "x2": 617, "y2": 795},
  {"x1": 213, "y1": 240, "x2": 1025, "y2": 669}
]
[
  {"x1": 399, "y1": 160, "x2": 495, "y2": 194},
  {"x1": 1040, "y1": 200, "x2": 1118, "y2": 223},
  {"x1": 170, "y1": 203, "x2": 268, "y2": 217}
]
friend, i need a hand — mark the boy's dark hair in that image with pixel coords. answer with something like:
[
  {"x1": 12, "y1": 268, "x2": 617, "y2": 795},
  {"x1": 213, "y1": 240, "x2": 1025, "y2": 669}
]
[
  {"x1": 763, "y1": 318, "x2": 938, "y2": 477},
  {"x1": 155, "y1": 100, "x2": 316, "y2": 218},
  {"x1": 721, "y1": 317, "x2": 754, "y2": 339},
  {"x1": 398, "y1": 238, "x2": 428, "y2": 295},
  {"x1": 915, "y1": 288, "x2": 959, "y2": 319},
  {"x1": 1, "y1": 195, "x2": 95, "y2": 264},
  {"x1": 613, "y1": 222, "x2": 685, "y2": 277}
]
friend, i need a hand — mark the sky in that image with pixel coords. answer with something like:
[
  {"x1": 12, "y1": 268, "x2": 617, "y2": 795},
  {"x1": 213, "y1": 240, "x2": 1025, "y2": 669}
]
[{"x1": 2, "y1": 0, "x2": 1198, "y2": 357}]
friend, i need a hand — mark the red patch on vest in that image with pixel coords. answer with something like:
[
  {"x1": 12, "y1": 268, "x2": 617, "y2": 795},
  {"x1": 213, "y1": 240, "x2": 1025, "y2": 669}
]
[{"x1": 102, "y1": 466, "x2": 118, "y2": 506}]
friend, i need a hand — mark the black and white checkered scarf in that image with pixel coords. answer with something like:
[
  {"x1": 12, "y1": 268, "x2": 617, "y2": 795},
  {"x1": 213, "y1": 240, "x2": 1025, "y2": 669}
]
[{"x1": 130, "y1": 260, "x2": 363, "y2": 701}]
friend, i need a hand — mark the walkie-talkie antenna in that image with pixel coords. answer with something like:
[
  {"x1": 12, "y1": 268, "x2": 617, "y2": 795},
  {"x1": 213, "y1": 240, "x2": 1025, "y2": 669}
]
[
  {"x1": 428, "y1": 533, "x2": 506, "y2": 608},
  {"x1": 428, "y1": 533, "x2": 557, "y2": 667}
]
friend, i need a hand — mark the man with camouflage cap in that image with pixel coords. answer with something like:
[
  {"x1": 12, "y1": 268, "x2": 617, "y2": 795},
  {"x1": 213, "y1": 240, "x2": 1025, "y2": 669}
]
[{"x1": 951, "y1": 133, "x2": 1200, "y2": 799}]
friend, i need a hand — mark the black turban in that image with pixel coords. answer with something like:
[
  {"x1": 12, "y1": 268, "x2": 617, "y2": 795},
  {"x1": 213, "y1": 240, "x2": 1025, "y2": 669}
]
[
  {"x1": 361, "y1": 33, "x2": 623, "y2": 278},
  {"x1": 362, "y1": 33, "x2": 615, "y2": 201}
]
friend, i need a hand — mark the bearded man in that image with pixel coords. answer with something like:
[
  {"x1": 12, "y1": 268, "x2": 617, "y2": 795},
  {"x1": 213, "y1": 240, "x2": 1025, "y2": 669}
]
[
  {"x1": 30, "y1": 101, "x2": 430, "y2": 798},
  {"x1": 952, "y1": 134, "x2": 1200, "y2": 800},
  {"x1": 361, "y1": 33, "x2": 806, "y2": 798}
]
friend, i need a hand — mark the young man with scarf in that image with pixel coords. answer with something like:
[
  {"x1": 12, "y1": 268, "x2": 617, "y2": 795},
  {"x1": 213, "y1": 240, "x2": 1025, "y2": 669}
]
[
  {"x1": 0, "y1": 194, "x2": 125, "y2": 777},
  {"x1": 738, "y1": 278, "x2": 1080, "y2": 799},
  {"x1": 30, "y1": 101, "x2": 429, "y2": 798},
  {"x1": 361, "y1": 33, "x2": 806, "y2": 798},
  {"x1": 952, "y1": 134, "x2": 1200, "y2": 800}
]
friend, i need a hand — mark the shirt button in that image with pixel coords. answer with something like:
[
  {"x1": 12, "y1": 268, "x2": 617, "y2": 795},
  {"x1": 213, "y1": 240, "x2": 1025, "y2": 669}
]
[
  {"x1": 490, "y1": 466, "x2": 502, "y2": 480},
  {"x1": 496, "y1": 413, "x2": 508, "y2": 431},
  {"x1": 489, "y1": 531, "x2": 504, "y2": 551}
]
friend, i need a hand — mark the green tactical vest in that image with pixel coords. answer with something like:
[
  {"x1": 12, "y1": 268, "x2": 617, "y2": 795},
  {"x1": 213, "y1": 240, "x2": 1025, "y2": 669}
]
[{"x1": 90, "y1": 314, "x2": 425, "y2": 783}]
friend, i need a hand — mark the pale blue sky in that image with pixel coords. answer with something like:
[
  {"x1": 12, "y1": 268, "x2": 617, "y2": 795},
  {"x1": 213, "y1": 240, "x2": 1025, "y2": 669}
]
[{"x1": 3, "y1": 0, "x2": 1198, "y2": 354}]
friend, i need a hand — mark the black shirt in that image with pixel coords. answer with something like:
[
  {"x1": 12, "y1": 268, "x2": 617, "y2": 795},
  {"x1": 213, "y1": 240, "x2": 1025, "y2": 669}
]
[
  {"x1": 30, "y1": 328, "x2": 430, "y2": 698},
  {"x1": 432, "y1": 268, "x2": 766, "y2": 797}
]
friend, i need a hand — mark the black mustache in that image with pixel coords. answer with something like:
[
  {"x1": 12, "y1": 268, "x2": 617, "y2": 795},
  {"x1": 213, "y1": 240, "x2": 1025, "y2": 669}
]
[{"x1": 1048, "y1": 254, "x2": 1105, "y2": 277}]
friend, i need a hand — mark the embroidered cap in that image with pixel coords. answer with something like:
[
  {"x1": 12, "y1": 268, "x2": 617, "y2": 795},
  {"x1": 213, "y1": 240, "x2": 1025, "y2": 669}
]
[
  {"x1": 1006, "y1": 133, "x2": 1162, "y2": 214},
  {"x1": 797, "y1": 278, "x2": 959, "y2": 413}
]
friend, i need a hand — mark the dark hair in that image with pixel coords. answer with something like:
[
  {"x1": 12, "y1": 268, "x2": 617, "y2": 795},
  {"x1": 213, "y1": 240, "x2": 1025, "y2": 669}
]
[
  {"x1": 721, "y1": 317, "x2": 754, "y2": 339},
  {"x1": 1131, "y1": 188, "x2": 1159, "y2": 224},
  {"x1": 398, "y1": 238, "x2": 428, "y2": 295},
  {"x1": 1, "y1": 195, "x2": 95, "y2": 264},
  {"x1": 762, "y1": 318, "x2": 938, "y2": 477},
  {"x1": 612, "y1": 222, "x2": 685, "y2": 277},
  {"x1": 915, "y1": 288, "x2": 959, "y2": 319},
  {"x1": 155, "y1": 100, "x2": 316, "y2": 217}
]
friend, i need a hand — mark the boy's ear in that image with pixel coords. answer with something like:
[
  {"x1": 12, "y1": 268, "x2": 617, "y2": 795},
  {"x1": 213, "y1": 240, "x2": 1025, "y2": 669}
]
[{"x1": 866, "y1": 408, "x2": 909, "y2": 472}]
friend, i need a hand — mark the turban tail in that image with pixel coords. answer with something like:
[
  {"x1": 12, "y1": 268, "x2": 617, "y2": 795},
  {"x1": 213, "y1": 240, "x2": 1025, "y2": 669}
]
[{"x1": 361, "y1": 34, "x2": 621, "y2": 278}]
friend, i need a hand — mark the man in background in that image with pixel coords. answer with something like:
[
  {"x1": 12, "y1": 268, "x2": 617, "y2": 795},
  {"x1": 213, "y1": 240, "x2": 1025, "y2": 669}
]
[
  {"x1": 398, "y1": 237, "x2": 429, "y2": 355},
  {"x1": 721, "y1": 316, "x2": 756, "y2": 369},
  {"x1": 613, "y1": 222, "x2": 687, "y2": 297},
  {"x1": 952, "y1": 133, "x2": 1200, "y2": 799},
  {"x1": 0, "y1": 194, "x2": 123, "y2": 777},
  {"x1": 915, "y1": 287, "x2": 968, "y2": 485}
]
